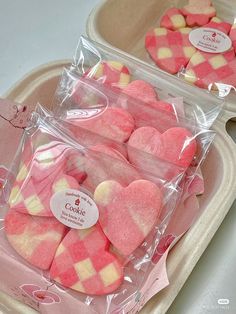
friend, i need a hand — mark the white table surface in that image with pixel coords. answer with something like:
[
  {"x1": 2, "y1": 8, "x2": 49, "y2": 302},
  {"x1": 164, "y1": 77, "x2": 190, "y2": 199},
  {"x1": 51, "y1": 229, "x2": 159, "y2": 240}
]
[{"x1": 0, "y1": 1, "x2": 236, "y2": 313}]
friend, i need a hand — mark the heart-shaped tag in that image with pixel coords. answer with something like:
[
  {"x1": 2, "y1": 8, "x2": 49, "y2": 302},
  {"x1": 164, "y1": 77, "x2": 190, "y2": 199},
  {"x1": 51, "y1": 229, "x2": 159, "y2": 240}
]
[
  {"x1": 184, "y1": 49, "x2": 236, "y2": 89},
  {"x1": 94, "y1": 180, "x2": 162, "y2": 256},
  {"x1": 5, "y1": 210, "x2": 67, "y2": 270},
  {"x1": 181, "y1": 0, "x2": 216, "y2": 27},
  {"x1": 128, "y1": 126, "x2": 197, "y2": 169},
  {"x1": 50, "y1": 224, "x2": 123, "y2": 295},
  {"x1": 145, "y1": 27, "x2": 196, "y2": 74}
]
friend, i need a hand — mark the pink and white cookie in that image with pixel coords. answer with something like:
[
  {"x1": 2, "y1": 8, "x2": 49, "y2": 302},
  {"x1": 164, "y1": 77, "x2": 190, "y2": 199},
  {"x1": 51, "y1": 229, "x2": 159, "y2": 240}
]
[
  {"x1": 145, "y1": 27, "x2": 196, "y2": 74},
  {"x1": 70, "y1": 107, "x2": 135, "y2": 143},
  {"x1": 50, "y1": 224, "x2": 123, "y2": 295},
  {"x1": 205, "y1": 17, "x2": 232, "y2": 35},
  {"x1": 5, "y1": 210, "x2": 67, "y2": 270},
  {"x1": 9, "y1": 167, "x2": 80, "y2": 216},
  {"x1": 160, "y1": 8, "x2": 186, "y2": 31},
  {"x1": 94, "y1": 180, "x2": 162, "y2": 256},
  {"x1": 181, "y1": 0, "x2": 216, "y2": 27},
  {"x1": 122, "y1": 80, "x2": 158, "y2": 103},
  {"x1": 85, "y1": 61, "x2": 131, "y2": 89},
  {"x1": 128, "y1": 126, "x2": 197, "y2": 169},
  {"x1": 184, "y1": 49, "x2": 236, "y2": 89}
]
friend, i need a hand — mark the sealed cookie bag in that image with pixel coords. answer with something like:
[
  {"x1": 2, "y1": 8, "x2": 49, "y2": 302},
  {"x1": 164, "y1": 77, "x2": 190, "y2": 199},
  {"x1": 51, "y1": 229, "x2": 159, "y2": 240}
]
[{"x1": 1, "y1": 106, "x2": 186, "y2": 313}]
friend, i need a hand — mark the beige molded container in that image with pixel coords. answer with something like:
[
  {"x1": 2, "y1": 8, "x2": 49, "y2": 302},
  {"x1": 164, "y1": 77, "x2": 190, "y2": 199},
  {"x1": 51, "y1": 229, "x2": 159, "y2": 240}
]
[
  {"x1": 86, "y1": 0, "x2": 236, "y2": 114},
  {"x1": 1, "y1": 60, "x2": 236, "y2": 313}
]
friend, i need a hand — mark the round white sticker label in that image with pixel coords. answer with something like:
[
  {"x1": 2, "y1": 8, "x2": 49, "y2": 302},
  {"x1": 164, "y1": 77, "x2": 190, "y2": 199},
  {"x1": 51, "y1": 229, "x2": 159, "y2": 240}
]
[
  {"x1": 189, "y1": 28, "x2": 232, "y2": 53},
  {"x1": 50, "y1": 189, "x2": 99, "y2": 229}
]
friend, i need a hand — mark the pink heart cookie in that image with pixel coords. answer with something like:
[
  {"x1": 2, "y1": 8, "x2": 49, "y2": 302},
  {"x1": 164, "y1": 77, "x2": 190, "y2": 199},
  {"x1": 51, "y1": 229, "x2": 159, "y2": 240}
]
[
  {"x1": 184, "y1": 49, "x2": 236, "y2": 89},
  {"x1": 85, "y1": 61, "x2": 131, "y2": 89},
  {"x1": 9, "y1": 166, "x2": 80, "y2": 216},
  {"x1": 205, "y1": 17, "x2": 232, "y2": 34},
  {"x1": 128, "y1": 126, "x2": 197, "y2": 169},
  {"x1": 67, "y1": 124, "x2": 128, "y2": 158},
  {"x1": 181, "y1": 0, "x2": 216, "y2": 27},
  {"x1": 230, "y1": 24, "x2": 236, "y2": 53},
  {"x1": 120, "y1": 80, "x2": 176, "y2": 130},
  {"x1": 145, "y1": 27, "x2": 196, "y2": 74},
  {"x1": 160, "y1": 8, "x2": 186, "y2": 31},
  {"x1": 5, "y1": 210, "x2": 67, "y2": 270},
  {"x1": 94, "y1": 180, "x2": 162, "y2": 255},
  {"x1": 50, "y1": 224, "x2": 123, "y2": 295},
  {"x1": 122, "y1": 80, "x2": 159, "y2": 103},
  {"x1": 70, "y1": 107, "x2": 135, "y2": 143}
]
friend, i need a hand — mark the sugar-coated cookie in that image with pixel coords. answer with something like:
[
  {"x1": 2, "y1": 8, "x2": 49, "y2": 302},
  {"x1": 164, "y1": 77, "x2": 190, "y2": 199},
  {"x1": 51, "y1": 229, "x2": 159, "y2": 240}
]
[{"x1": 94, "y1": 180, "x2": 162, "y2": 255}]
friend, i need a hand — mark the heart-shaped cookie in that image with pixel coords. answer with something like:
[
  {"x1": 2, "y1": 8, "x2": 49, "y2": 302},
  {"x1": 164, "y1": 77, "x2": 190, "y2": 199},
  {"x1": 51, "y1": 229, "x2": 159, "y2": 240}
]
[
  {"x1": 128, "y1": 126, "x2": 197, "y2": 169},
  {"x1": 85, "y1": 61, "x2": 131, "y2": 89},
  {"x1": 50, "y1": 224, "x2": 123, "y2": 295},
  {"x1": 5, "y1": 210, "x2": 67, "y2": 270},
  {"x1": 9, "y1": 165, "x2": 80, "y2": 216},
  {"x1": 94, "y1": 180, "x2": 162, "y2": 255},
  {"x1": 145, "y1": 27, "x2": 196, "y2": 74},
  {"x1": 205, "y1": 17, "x2": 232, "y2": 35},
  {"x1": 181, "y1": 0, "x2": 216, "y2": 27},
  {"x1": 184, "y1": 49, "x2": 236, "y2": 89},
  {"x1": 230, "y1": 23, "x2": 236, "y2": 54},
  {"x1": 71, "y1": 107, "x2": 135, "y2": 143},
  {"x1": 122, "y1": 80, "x2": 159, "y2": 103},
  {"x1": 160, "y1": 8, "x2": 186, "y2": 31}
]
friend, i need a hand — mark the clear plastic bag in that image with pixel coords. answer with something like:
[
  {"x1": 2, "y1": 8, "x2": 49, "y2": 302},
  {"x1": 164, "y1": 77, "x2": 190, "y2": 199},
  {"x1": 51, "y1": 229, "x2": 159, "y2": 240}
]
[
  {"x1": 54, "y1": 72, "x2": 215, "y2": 182},
  {"x1": 63, "y1": 36, "x2": 224, "y2": 128},
  {"x1": 1, "y1": 105, "x2": 185, "y2": 313}
]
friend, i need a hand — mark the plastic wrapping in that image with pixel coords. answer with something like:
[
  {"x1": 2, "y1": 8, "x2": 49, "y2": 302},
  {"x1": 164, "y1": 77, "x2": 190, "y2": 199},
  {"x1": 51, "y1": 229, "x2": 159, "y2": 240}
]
[
  {"x1": 54, "y1": 71, "x2": 215, "y2": 182},
  {"x1": 1, "y1": 105, "x2": 186, "y2": 313},
  {"x1": 144, "y1": 0, "x2": 236, "y2": 96},
  {"x1": 66, "y1": 36, "x2": 224, "y2": 129}
]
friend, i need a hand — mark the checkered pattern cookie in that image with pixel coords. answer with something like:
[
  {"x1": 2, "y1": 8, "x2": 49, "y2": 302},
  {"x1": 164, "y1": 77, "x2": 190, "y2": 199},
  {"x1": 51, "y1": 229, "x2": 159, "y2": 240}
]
[
  {"x1": 184, "y1": 49, "x2": 236, "y2": 89},
  {"x1": 85, "y1": 61, "x2": 131, "y2": 89},
  {"x1": 145, "y1": 27, "x2": 196, "y2": 74},
  {"x1": 5, "y1": 210, "x2": 67, "y2": 270},
  {"x1": 9, "y1": 162, "x2": 80, "y2": 216},
  {"x1": 160, "y1": 8, "x2": 186, "y2": 31},
  {"x1": 50, "y1": 224, "x2": 123, "y2": 295},
  {"x1": 181, "y1": 0, "x2": 216, "y2": 27},
  {"x1": 205, "y1": 17, "x2": 232, "y2": 34}
]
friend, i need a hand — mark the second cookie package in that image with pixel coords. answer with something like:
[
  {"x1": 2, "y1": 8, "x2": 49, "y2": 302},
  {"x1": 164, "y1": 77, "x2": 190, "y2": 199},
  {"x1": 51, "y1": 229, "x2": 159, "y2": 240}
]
[{"x1": 0, "y1": 33, "x2": 230, "y2": 314}]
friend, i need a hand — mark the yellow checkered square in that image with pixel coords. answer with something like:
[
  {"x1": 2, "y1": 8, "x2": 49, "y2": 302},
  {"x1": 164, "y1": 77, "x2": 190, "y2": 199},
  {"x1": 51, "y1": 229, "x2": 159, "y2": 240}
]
[
  {"x1": 74, "y1": 258, "x2": 96, "y2": 281},
  {"x1": 24, "y1": 195, "x2": 44, "y2": 214},
  {"x1": 9, "y1": 186, "x2": 23, "y2": 206},
  {"x1": 99, "y1": 263, "x2": 120, "y2": 287},
  {"x1": 209, "y1": 55, "x2": 227, "y2": 69}
]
